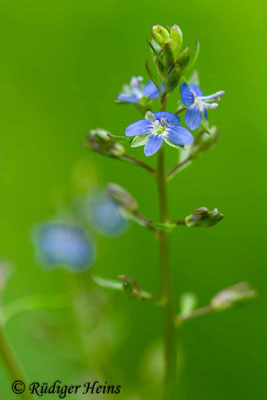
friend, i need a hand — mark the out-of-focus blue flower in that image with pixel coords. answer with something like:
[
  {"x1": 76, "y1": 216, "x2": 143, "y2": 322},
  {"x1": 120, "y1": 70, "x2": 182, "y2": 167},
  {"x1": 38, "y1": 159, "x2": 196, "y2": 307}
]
[
  {"x1": 180, "y1": 82, "x2": 225, "y2": 130},
  {"x1": 125, "y1": 111, "x2": 194, "y2": 157},
  {"x1": 90, "y1": 195, "x2": 128, "y2": 237},
  {"x1": 117, "y1": 76, "x2": 163, "y2": 103},
  {"x1": 33, "y1": 222, "x2": 94, "y2": 271}
]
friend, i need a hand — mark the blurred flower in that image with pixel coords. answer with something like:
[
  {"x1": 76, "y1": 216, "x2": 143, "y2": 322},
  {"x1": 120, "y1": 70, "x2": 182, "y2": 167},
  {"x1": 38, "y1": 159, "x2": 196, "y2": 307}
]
[
  {"x1": 211, "y1": 282, "x2": 256, "y2": 310},
  {"x1": 185, "y1": 207, "x2": 224, "y2": 228},
  {"x1": 180, "y1": 82, "x2": 225, "y2": 130},
  {"x1": 117, "y1": 76, "x2": 163, "y2": 103},
  {"x1": 126, "y1": 111, "x2": 193, "y2": 157},
  {"x1": 89, "y1": 194, "x2": 128, "y2": 237},
  {"x1": 33, "y1": 222, "x2": 94, "y2": 271}
]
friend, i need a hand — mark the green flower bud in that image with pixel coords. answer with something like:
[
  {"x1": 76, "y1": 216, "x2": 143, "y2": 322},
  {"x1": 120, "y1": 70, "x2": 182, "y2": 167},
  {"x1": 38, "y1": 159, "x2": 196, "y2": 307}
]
[
  {"x1": 190, "y1": 128, "x2": 220, "y2": 159},
  {"x1": 164, "y1": 63, "x2": 181, "y2": 93},
  {"x1": 170, "y1": 24, "x2": 183, "y2": 59},
  {"x1": 177, "y1": 46, "x2": 191, "y2": 71},
  {"x1": 152, "y1": 25, "x2": 170, "y2": 45},
  {"x1": 211, "y1": 283, "x2": 256, "y2": 310},
  {"x1": 87, "y1": 129, "x2": 125, "y2": 157},
  {"x1": 185, "y1": 207, "x2": 224, "y2": 228},
  {"x1": 160, "y1": 43, "x2": 174, "y2": 70},
  {"x1": 150, "y1": 24, "x2": 184, "y2": 78},
  {"x1": 107, "y1": 183, "x2": 138, "y2": 213}
]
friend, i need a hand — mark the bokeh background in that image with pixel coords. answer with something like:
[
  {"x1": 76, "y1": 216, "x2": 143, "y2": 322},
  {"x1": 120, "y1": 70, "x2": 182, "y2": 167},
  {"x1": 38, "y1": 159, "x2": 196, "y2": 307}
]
[{"x1": 0, "y1": 0, "x2": 266, "y2": 398}]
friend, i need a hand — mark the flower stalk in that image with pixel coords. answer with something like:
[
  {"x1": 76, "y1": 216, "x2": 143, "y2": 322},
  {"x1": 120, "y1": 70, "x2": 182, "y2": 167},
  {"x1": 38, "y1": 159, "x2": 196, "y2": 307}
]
[
  {"x1": 157, "y1": 145, "x2": 177, "y2": 399},
  {"x1": 0, "y1": 324, "x2": 33, "y2": 400}
]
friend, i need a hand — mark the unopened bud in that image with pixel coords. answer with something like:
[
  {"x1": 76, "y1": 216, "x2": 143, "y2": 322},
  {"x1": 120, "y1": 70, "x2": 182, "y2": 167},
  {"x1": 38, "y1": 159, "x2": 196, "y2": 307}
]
[
  {"x1": 152, "y1": 25, "x2": 170, "y2": 45},
  {"x1": 170, "y1": 25, "x2": 183, "y2": 59},
  {"x1": 150, "y1": 24, "x2": 184, "y2": 78},
  {"x1": 87, "y1": 129, "x2": 125, "y2": 157},
  {"x1": 107, "y1": 184, "x2": 138, "y2": 212},
  {"x1": 211, "y1": 283, "x2": 256, "y2": 310},
  {"x1": 185, "y1": 207, "x2": 224, "y2": 228},
  {"x1": 164, "y1": 63, "x2": 181, "y2": 93},
  {"x1": 177, "y1": 47, "x2": 191, "y2": 71}
]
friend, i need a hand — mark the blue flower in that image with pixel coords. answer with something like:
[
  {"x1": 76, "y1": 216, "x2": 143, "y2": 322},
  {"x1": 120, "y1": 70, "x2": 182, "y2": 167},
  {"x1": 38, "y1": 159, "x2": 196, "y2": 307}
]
[
  {"x1": 33, "y1": 222, "x2": 94, "y2": 271},
  {"x1": 117, "y1": 76, "x2": 163, "y2": 103},
  {"x1": 125, "y1": 111, "x2": 194, "y2": 157},
  {"x1": 180, "y1": 82, "x2": 225, "y2": 130},
  {"x1": 90, "y1": 195, "x2": 128, "y2": 237}
]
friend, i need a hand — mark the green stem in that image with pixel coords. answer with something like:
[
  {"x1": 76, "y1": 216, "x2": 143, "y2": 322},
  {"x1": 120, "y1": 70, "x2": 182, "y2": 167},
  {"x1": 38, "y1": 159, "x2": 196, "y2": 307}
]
[
  {"x1": 157, "y1": 146, "x2": 177, "y2": 399},
  {"x1": 0, "y1": 325, "x2": 33, "y2": 400}
]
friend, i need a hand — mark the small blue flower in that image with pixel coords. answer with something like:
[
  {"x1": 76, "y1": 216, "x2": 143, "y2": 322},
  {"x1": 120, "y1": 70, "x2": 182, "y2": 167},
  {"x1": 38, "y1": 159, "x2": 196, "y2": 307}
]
[
  {"x1": 117, "y1": 76, "x2": 163, "y2": 103},
  {"x1": 180, "y1": 82, "x2": 225, "y2": 130},
  {"x1": 125, "y1": 111, "x2": 194, "y2": 157},
  {"x1": 33, "y1": 222, "x2": 94, "y2": 271}
]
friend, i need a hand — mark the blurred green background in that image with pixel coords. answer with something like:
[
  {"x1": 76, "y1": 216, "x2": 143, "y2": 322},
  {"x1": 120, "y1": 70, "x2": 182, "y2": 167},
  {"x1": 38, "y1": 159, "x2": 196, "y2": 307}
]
[{"x1": 0, "y1": 0, "x2": 266, "y2": 398}]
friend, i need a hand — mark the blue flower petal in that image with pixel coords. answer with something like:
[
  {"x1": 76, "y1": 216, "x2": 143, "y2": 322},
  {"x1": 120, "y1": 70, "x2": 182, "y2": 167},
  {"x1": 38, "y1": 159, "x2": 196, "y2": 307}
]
[
  {"x1": 185, "y1": 106, "x2": 202, "y2": 130},
  {"x1": 180, "y1": 82, "x2": 194, "y2": 107},
  {"x1": 144, "y1": 134, "x2": 163, "y2": 156},
  {"x1": 125, "y1": 119, "x2": 153, "y2": 137},
  {"x1": 142, "y1": 81, "x2": 163, "y2": 99},
  {"x1": 153, "y1": 112, "x2": 180, "y2": 125},
  {"x1": 190, "y1": 83, "x2": 204, "y2": 97},
  {"x1": 34, "y1": 223, "x2": 94, "y2": 270},
  {"x1": 166, "y1": 126, "x2": 194, "y2": 145},
  {"x1": 117, "y1": 93, "x2": 138, "y2": 103}
]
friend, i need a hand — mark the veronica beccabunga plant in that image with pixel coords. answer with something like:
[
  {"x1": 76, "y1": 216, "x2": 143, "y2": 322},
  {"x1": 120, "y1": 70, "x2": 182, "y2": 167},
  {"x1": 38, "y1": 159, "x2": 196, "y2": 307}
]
[{"x1": 84, "y1": 24, "x2": 256, "y2": 399}]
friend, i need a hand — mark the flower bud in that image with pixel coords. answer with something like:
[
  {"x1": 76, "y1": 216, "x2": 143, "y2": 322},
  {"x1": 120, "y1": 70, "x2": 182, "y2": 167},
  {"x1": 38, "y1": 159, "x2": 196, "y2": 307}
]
[
  {"x1": 87, "y1": 129, "x2": 125, "y2": 157},
  {"x1": 152, "y1": 25, "x2": 170, "y2": 45},
  {"x1": 107, "y1": 183, "x2": 138, "y2": 213},
  {"x1": 185, "y1": 207, "x2": 224, "y2": 228},
  {"x1": 164, "y1": 63, "x2": 181, "y2": 93},
  {"x1": 177, "y1": 47, "x2": 191, "y2": 71},
  {"x1": 211, "y1": 283, "x2": 256, "y2": 310},
  {"x1": 170, "y1": 25, "x2": 183, "y2": 59},
  {"x1": 150, "y1": 24, "x2": 184, "y2": 78}
]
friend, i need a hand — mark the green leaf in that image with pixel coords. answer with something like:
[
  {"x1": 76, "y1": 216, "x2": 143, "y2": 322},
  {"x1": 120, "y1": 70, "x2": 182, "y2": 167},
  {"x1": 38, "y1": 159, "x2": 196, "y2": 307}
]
[
  {"x1": 145, "y1": 60, "x2": 162, "y2": 96},
  {"x1": 151, "y1": 222, "x2": 176, "y2": 231},
  {"x1": 163, "y1": 136, "x2": 185, "y2": 150},
  {"x1": 131, "y1": 134, "x2": 149, "y2": 148},
  {"x1": 107, "y1": 133, "x2": 132, "y2": 144},
  {"x1": 187, "y1": 40, "x2": 200, "y2": 73},
  {"x1": 93, "y1": 275, "x2": 123, "y2": 291}
]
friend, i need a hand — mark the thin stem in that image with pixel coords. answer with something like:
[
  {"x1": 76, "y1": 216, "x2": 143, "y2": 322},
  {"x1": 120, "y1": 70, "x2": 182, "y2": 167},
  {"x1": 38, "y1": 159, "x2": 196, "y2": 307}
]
[
  {"x1": 157, "y1": 146, "x2": 177, "y2": 399},
  {"x1": 122, "y1": 154, "x2": 155, "y2": 174},
  {"x1": 133, "y1": 211, "x2": 158, "y2": 233},
  {"x1": 176, "y1": 106, "x2": 186, "y2": 115},
  {"x1": 82, "y1": 143, "x2": 155, "y2": 175},
  {"x1": 0, "y1": 325, "x2": 33, "y2": 400},
  {"x1": 176, "y1": 305, "x2": 214, "y2": 325},
  {"x1": 166, "y1": 156, "x2": 192, "y2": 181}
]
